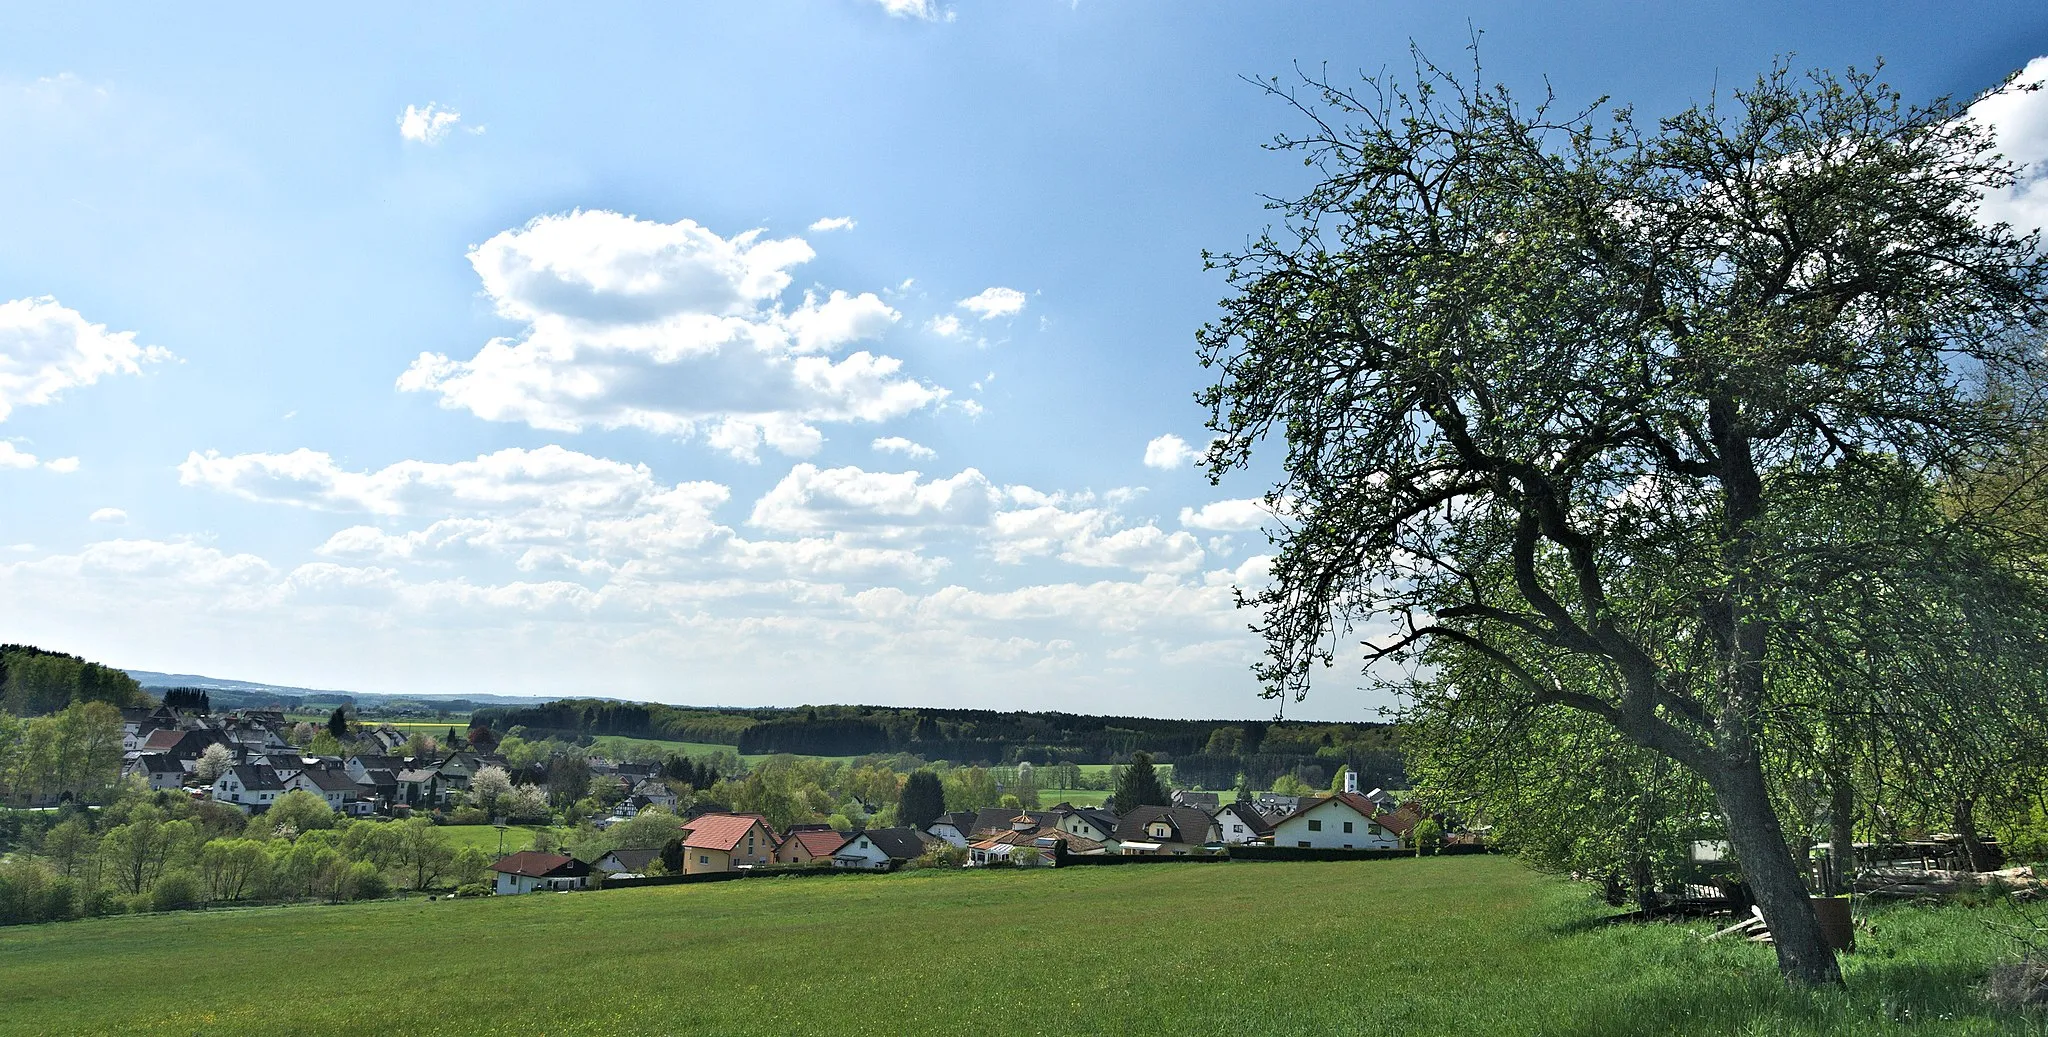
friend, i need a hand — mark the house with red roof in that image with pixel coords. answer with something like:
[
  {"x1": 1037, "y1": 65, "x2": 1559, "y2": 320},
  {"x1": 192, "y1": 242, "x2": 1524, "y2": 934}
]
[
  {"x1": 676, "y1": 813, "x2": 778, "y2": 874},
  {"x1": 776, "y1": 827, "x2": 849, "y2": 866}
]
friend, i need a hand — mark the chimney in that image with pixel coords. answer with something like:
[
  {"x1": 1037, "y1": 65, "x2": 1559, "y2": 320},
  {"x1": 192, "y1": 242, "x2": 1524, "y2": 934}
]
[{"x1": 1343, "y1": 770, "x2": 1359, "y2": 794}]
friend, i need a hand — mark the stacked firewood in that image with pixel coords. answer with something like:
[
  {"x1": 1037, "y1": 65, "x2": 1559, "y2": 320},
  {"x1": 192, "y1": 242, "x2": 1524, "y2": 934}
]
[{"x1": 1854, "y1": 865, "x2": 2041, "y2": 897}]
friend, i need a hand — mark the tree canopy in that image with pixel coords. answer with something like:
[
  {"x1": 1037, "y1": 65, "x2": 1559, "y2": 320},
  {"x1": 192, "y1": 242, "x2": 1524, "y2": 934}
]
[{"x1": 1200, "y1": 54, "x2": 2048, "y2": 985}]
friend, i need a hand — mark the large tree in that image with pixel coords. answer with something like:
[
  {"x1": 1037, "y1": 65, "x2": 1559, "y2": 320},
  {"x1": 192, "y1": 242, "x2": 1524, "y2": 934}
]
[
  {"x1": 1112, "y1": 751, "x2": 1168, "y2": 814},
  {"x1": 1198, "y1": 56, "x2": 2048, "y2": 985},
  {"x1": 900, "y1": 770, "x2": 946, "y2": 830}
]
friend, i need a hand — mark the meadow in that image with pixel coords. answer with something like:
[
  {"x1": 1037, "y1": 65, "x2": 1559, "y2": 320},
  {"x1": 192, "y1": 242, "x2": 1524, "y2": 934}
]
[{"x1": 2, "y1": 856, "x2": 2041, "y2": 1035}]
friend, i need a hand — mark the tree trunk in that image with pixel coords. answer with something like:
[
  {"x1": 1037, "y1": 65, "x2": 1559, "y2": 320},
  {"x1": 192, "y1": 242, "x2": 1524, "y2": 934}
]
[
  {"x1": 1954, "y1": 796, "x2": 1996, "y2": 872},
  {"x1": 1828, "y1": 775, "x2": 1856, "y2": 895},
  {"x1": 1711, "y1": 752, "x2": 1842, "y2": 985}
]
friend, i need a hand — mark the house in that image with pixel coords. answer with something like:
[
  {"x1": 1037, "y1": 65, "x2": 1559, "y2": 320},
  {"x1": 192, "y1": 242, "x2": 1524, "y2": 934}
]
[
  {"x1": 629, "y1": 780, "x2": 679, "y2": 812},
  {"x1": 967, "y1": 808, "x2": 1058, "y2": 841},
  {"x1": 1113, "y1": 806, "x2": 1221, "y2": 855},
  {"x1": 675, "y1": 813, "x2": 778, "y2": 874},
  {"x1": 212, "y1": 764, "x2": 285, "y2": 812},
  {"x1": 367, "y1": 725, "x2": 408, "y2": 753},
  {"x1": 395, "y1": 767, "x2": 445, "y2": 807},
  {"x1": 1171, "y1": 790, "x2": 1221, "y2": 812},
  {"x1": 491, "y1": 851, "x2": 591, "y2": 894},
  {"x1": 285, "y1": 767, "x2": 365, "y2": 813},
  {"x1": 1254, "y1": 793, "x2": 1306, "y2": 821},
  {"x1": 1214, "y1": 801, "x2": 1274, "y2": 845},
  {"x1": 777, "y1": 828, "x2": 849, "y2": 866},
  {"x1": 125, "y1": 753, "x2": 188, "y2": 791},
  {"x1": 926, "y1": 811, "x2": 980, "y2": 848},
  {"x1": 592, "y1": 847, "x2": 661, "y2": 877},
  {"x1": 344, "y1": 754, "x2": 403, "y2": 783},
  {"x1": 833, "y1": 827, "x2": 934, "y2": 870},
  {"x1": 138, "y1": 727, "x2": 228, "y2": 764},
  {"x1": 1050, "y1": 805, "x2": 1118, "y2": 844},
  {"x1": 1270, "y1": 792, "x2": 1404, "y2": 850}
]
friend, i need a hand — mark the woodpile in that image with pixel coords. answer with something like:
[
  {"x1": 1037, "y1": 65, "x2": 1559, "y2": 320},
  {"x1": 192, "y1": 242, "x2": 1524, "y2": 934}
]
[
  {"x1": 1855, "y1": 865, "x2": 2041, "y2": 898},
  {"x1": 1702, "y1": 905, "x2": 1774, "y2": 944}
]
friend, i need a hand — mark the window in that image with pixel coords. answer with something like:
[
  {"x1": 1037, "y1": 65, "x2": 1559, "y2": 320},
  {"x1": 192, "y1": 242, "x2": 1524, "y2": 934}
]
[
  {"x1": 1308, "y1": 819, "x2": 1322, "y2": 832},
  {"x1": 699, "y1": 855, "x2": 709, "y2": 865},
  {"x1": 1297, "y1": 840, "x2": 1311, "y2": 848},
  {"x1": 1343, "y1": 821, "x2": 1354, "y2": 834}
]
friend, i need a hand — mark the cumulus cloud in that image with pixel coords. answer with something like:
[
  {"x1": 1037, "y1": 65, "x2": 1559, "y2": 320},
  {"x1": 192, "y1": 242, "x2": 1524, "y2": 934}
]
[
  {"x1": 989, "y1": 495, "x2": 1205, "y2": 575},
  {"x1": 872, "y1": 436, "x2": 935, "y2": 460},
  {"x1": 181, "y1": 444, "x2": 732, "y2": 571},
  {"x1": 0, "y1": 441, "x2": 78, "y2": 472},
  {"x1": 808, "y1": 216, "x2": 857, "y2": 232},
  {"x1": 1973, "y1": 57, "x2": 2048, "y2": 234},
  {"x1": 750, "y1": 463, "x2": 996, "y2": 534},
  {"x1": 398, "y1": 210, "x2": 944, "y2": 461},
  {"x1": 89, "y1": 507, "x2": 127, "y2": 524},
  {"x1": 0, "y1": 296, "x2": 172, "y2": 423},
  {"x1": 397, "y1": 103, "x2": 463, "y2": 144},
  {"x1": 1142, "y1": 433, "x2": 1201, "y2": 470},
  {"x1": 926, "y1": 314, "x2": 963, "y2": 338},
  {"x1": 1179, "y1": 498, "x2": 1270, "y2": 532},
  {"x1": 958, "y1": 286, "x2": 1026, "y2": 320}
]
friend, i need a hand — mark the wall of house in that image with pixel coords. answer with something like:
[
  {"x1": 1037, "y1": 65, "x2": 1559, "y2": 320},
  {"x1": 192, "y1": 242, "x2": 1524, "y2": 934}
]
[
  {"x1": 1214, "y1": 812, "x2": 1263, "y2": 845},
  {"x1": 684, "y1": 847, "x2": 733, "y2": 875},
  {"x1": 1272, "y1": 802, "x2": 1399, "y2": 850},
  {"x1": 832, "y1": 836, "x2": 890, "y2": 870},
  {"x1": 928, "y1": 824, "x2": 969, "y2": 848}
]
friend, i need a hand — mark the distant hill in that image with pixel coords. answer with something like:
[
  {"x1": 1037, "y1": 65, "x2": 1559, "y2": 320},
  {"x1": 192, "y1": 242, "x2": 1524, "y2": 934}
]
[{"x1": 123, "y1": 669, "x2": 546, "y2": 714}]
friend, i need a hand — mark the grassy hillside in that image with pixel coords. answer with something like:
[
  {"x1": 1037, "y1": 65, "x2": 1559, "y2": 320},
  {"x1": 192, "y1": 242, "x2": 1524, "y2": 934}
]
[{"x1": 0, "y1": 857, "x2": 2035, "y2": 1035}]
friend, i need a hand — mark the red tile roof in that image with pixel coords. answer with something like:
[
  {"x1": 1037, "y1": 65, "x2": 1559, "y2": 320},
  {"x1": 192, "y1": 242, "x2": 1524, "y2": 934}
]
[
  {"x1": 780, "y1": 829, "x2": 849, "y2": 859},
  {"x1": 680, "y1": 813, "x2": 768, "y2": 852}
]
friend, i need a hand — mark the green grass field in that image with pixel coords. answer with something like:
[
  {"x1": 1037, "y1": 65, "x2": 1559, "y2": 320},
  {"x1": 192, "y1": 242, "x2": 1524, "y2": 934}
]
[
  {"x1": 435, "y1": 824, "x2": 561, "y2": 856},
  {"x1": 2, "y1": 856, "x2": 2038, "y2": 1035}
]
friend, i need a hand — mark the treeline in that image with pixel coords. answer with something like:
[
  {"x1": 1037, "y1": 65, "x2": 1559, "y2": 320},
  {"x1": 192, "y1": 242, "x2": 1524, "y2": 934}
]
[
  {"x1": 0, "y1": 646, "x2": 147, "y2": 716},
  {"x1": 475, "y1": 698, "x2": 1401, "y2": 781}
]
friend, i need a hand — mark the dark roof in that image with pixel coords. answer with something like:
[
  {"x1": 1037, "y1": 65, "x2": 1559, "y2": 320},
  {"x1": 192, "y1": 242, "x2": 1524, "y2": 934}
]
[
  {"x1": 349, "y1": 754, "x2": 402, "y2": 770},
  {"x1": 1066, "y1": 807, "x2": 1118, "y2": 833},
  {"x1": 1216, "y1": 801, "x2": 1274, "y2": 836},
  {"x1": 852, "y1": 827, "x2": 932, "y2": 861},
  {"x1": 1113, "y1": 806, "x2": 1219, "y2": 845},
  {"x1": 929, "y1": 811, "x2": 978, "y2": 833},
  {"x1": 226, "y1": 764, "x2": 284, "y2": 791},
  {"x1": 296, "y1": 767, "x2": 359, "y2": 794},
  {"x1": 595, "y1": 847, "x2": 661, "y2": 874},
  {"x1": 138, "y1": 754, "x2": 184, "y2": 775},
  {"x1": 491, "y1": 851, "x2": 589, "y2": 878},
  {"x1": 1172, "y1": 790, "x2": 1221, "y2": 810}
]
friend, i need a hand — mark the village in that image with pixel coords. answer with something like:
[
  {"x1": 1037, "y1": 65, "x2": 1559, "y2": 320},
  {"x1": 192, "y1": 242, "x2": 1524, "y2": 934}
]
[{"x1": 108, "y1": 700, "x2": 1433, "y2": 897}]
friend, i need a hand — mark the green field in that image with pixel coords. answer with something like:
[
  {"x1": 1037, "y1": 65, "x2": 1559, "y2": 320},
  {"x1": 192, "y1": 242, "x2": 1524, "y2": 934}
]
[
  {"x1": 2, "y1": 856, "x2": 2036, "y2": 1035},
  {"x1": 435, "y1": 824, "x2": 560, "y2": 855}
]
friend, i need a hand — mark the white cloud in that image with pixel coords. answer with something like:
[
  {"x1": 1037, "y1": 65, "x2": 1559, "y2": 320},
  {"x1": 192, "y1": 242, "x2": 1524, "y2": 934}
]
[
  {"x1": 181, "y1": 445, "x2": 732, "y2": 571},
  {"x1": 872, "y1": 436, "x2": 936, "y2": 460},
  {"x1": 871, "y1": 0, "x2": 953, "y2": 21},
  {"x1": 398, "y1": 210, "x2": 944, "y2": 461},
  {"x1": 0, "y1": 296, "x2": 172, "y2": 423},
  {"x1": 1974, "y1": 57, "x2": 2048, "y2": 234},
  {"x1": 0, "y1": 441, "x2": 79, "y2": 473},
  {"x1": 958, "y1": 286, "x2": 1026, "y2": 320},
  {"x1": 750, "y1": 463, "x2": 996, "y2": 534},
  {"x1": 989, "y1": 497, "x2": 1205, "y2": 575},
  {"x1": 397, "y1": 103, "x2": 462, "y2": 144},
  {"x1": 1142, "y1": 433, "x2": 1201, "y2": 470},
  {"x1": 88, "y1": 507, "x2": 127, "y2": 524},
  {"x1": 926, "y1": 314, "x2": 963, "y2": 338},
  {"x1": 808, "y1": 216, "x2": 857, "y2": 232},
  {"x1": 1179, "y1": 498, "x2": 1270, "y2": 532}
]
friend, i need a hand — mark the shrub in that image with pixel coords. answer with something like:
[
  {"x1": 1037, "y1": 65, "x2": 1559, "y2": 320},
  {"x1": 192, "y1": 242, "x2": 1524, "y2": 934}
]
[
  {"x1": 345, "y1": 861, "x2": 389, "y2": 901},
  {"x1": 448, "y1": 806, "x2": 488, "y2": 826},
  {"x1": 454, "y1": 883, "x2": 492, "y2": 898},
  {"x1": 151, "y1": 870, "x2": 203, "y2": 912}
]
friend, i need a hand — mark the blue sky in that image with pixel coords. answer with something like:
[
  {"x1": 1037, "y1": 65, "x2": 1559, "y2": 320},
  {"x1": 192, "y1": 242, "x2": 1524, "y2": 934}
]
[{"x1": 1, "y1": 3, "x2": 2044, "y2": 720}]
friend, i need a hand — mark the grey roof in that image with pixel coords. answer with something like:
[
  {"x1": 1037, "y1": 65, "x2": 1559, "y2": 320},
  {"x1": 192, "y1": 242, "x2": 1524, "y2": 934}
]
[
  {"x1": 297, "y1": 767, "x2": 360, "y2": 794},
  {"x1": 1114, "y1": 806, "x2": 1219, "y2": 845},
  {"x1": 850, "y1": 827, "x2": 932, "y2": 862},
  {"x1": 396, "y1": 768, "x2": 440, "y2": 783},
  {"x1": 227, "y1": 764, "x2": 284, "y2": 791},
  {"x1": 594, "y1": 847, "x2": 662, "y2": 874},
  {"x1": 929, "y1": 811, "x2": 978, "y2": 833},
  {"x1": 1216, "y1": 800, "x2": 1274, "y2": 836},
  {"x1": 969, "y1": 808, "x2": 1058, "y2": 837}
]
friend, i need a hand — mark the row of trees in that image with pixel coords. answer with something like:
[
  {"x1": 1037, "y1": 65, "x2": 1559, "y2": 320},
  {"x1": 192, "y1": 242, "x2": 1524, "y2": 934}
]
[
  {"x1": 0, "y1": 788, "x2": 492, "y2": 926},
  {"x1": 0, "y1": 647, "x2": 146, "y2": 717},
  {"x1": 0, "y1": 702, "x2": 124, "y2": 806}
]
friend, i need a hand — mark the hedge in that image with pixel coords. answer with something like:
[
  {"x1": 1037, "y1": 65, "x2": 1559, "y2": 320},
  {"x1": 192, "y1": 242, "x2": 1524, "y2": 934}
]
[
  {"x1": 1059, "y1": 853, "x2": 1229, "y2": 866},
  {"x1": 1229, "y1": 844, "x2": 1490, "y2": 862}
]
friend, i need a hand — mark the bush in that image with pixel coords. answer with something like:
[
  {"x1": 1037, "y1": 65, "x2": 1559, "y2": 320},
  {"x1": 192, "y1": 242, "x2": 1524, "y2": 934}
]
[
  {"x1": 151, "y1": 870, "x2": 203, "y2": 912},
  {"x1": 345, "y1": 861, "x2": 390, "y2": 901},
  {"x1": 448, "y1": 806, "x2": 488, "y2": 826},
  {"x1": 454, "y1": 883, "x2": 492, "y2": 898}
]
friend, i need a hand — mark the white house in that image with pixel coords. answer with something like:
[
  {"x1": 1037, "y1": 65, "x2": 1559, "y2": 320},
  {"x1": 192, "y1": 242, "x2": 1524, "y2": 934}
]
[
  {"x1": 831, "y1": 832, "x2": 894, "y2": 870},
  {"x1": 1270, "y1": 792, "x2": 1401, "y2": 850},
  {"x1": 212, "y1": 764, "x2": 285, "y2": 811},
  {"x1": 284, "y1": 767, "x2": 362, "y2": 812},
  {"x1": 1214, "y1": 801, "x2": 1274, "y2": 845},
  {"x1": 491, "y1": 851, "x2": 591, "y2": 894},
  {"x1": 926, "y1": 812, "x2": 978, "y2": 848}
]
